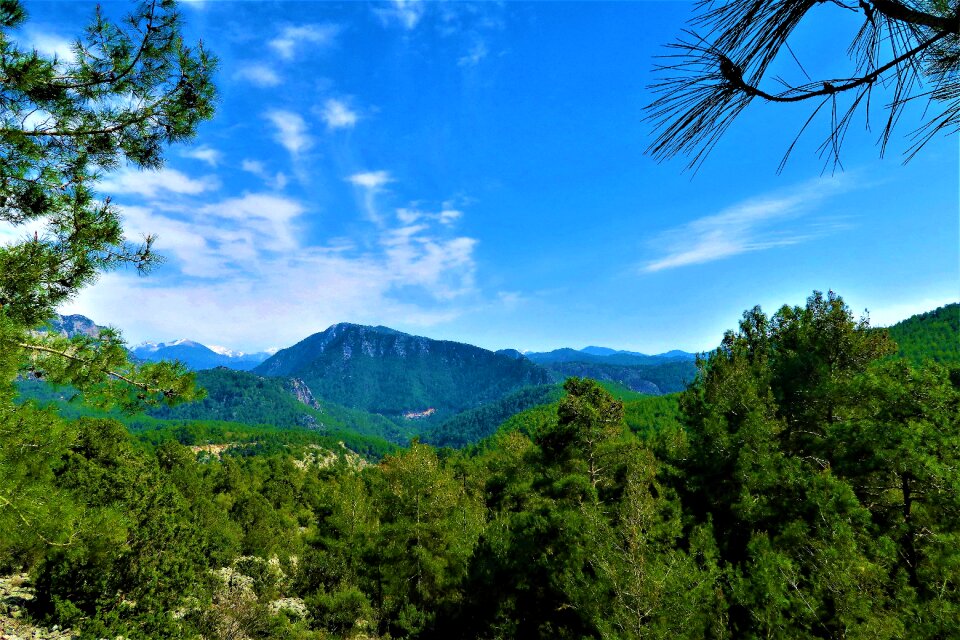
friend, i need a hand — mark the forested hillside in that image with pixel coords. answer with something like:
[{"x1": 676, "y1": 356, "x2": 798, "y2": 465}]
[
  {"x1": 254, "y1": 323, "x2": 552, "y2": 417},
  {"x1": 887, "y1": 302, "x2": 959, "y2": 364},
  {"x1": 6, "y1": 293, "x2": 959, "y2": 639},
  {"x1": 146, "y1": 368, "x2": 418, "y2": 443}
]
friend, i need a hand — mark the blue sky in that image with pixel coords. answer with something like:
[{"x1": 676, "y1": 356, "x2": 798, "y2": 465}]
[{"x1": 14, "y1": 0, "x2": 959, "y2": 353}]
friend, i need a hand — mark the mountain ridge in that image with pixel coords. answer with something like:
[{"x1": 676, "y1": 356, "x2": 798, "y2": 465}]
[{"x1": 253, "y1": 323, "x2": 552, "y2": 417}]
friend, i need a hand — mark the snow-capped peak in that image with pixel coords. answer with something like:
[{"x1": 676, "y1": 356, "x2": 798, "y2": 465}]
[{"x1": 208, "y1": 344, "x2": 245, "y2": 357}]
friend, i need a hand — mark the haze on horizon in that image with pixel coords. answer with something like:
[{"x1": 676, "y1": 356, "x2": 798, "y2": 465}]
[{"x1": 11, "y1": 0, "x2": 956, "y2": 354}]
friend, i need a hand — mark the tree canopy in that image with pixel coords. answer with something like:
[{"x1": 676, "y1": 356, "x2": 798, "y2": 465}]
[
  {"x1": 0, "y1": 0, "x2": 215, "y2": 407},
  {"x1": 647, "y1": 0, "x2": 960, "y2": 171}
]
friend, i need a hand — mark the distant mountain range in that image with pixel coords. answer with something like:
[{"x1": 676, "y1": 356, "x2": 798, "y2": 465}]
[
  {"x1": 23, "y1": 303, "x2": 958, "y2": 448},
  {"x1": 524, "y1": 346, "x2": 696, "y2": 367},
  {"x1": 131, "y1": 340, "x2": 273, "y2": 371}
]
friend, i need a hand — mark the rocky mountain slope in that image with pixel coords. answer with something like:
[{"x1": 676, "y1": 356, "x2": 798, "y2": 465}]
[{"x1": 254, "y1": 323, "x2": 553, "y2": 417}]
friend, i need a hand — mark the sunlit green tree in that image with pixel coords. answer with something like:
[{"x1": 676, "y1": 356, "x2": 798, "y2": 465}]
[{"x1": 0, "y1": 0, "x2": 214, "y2": 405}]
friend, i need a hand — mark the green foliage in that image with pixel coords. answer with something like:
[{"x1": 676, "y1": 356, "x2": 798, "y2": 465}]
[
  {"x1": 146, "y1": 367, "x2": 414, "y2": 443},
  {"x1": 0, "y1": 0, "x2": 215, "y2": 326},
  {"x1": 0, "y1": 0, "x2": 214, "y2": 408},
  {"x1": 373, "y1": 443, "x2": 485, "y2": 636},
  {"x1": 886, "y1": 302, "x2": 960, "y2": 365},
  {"x1": 674, "y1": 291, "x2": 960, "y2": 637},
  {"x1": 16, "y1": 373, "x2": 402, "y2": 457},
  {"x1": 421, "y1": 384, "x2": 564, "y2": 448},
  {"x1": 0, "y1": 400, "x2": 80, "y2": 569},
  {"x1": 623, "y1": 392, "x2": 683, "y2": 435},
  {"x1": 17, "y1": 325, "x2": 203, "y2": 411}
]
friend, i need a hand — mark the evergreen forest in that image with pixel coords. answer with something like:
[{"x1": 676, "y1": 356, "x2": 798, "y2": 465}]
[
  {"x1": 1, "y1": 1, "x2": 958, "y2": 638},
  {"x1": 3, "y1": 292, "x2": 959, "y2": 639}
]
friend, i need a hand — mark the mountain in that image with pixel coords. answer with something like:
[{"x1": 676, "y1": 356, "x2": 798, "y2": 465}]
[
  {"x1": 580, "y1": 346, "x2": 620, "y2": 356},
  {"x1": 41, "y1": 313, "x2": 104, "y2": 338},
  {"x1": 132, "y1": 339, "x2": 272, "y2": 371},
  {"x1": 253, "y1": 323, "x2": 552, "y2": 418},
  {"x1": 542, "y1": 360, "x2": 696, "y2": 394},
  {"x1": 886, "y1": 302, "x2": 959, "y2": 365},
  {"x1": 519, "y1": 345, "x2": 698, "y2": 394},
  {"x1": 525, "y1": 347, "x2": 696, "y2": 367}
]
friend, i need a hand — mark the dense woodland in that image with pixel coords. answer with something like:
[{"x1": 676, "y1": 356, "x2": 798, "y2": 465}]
[
  {"x1": 1, "y1": 1, "x2": 957, "y2": 637},
  {"x1": 3, "y1": 292, "x2": 959, "y2": 639}
]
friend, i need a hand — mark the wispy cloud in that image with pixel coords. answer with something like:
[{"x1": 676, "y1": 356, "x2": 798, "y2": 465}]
[
  {"x1": 234, "y1": 63, "x2": 282, "y2": 88},
  {"x1": 347, "y1": 171, "x2": 394, "y2": 223},
  {"x1": 396, "y1": 206, "x2": 462, "y2": 226},
  {"x1": 458, "y1": 40, "x2": 488, "y2": 67},
  {"x1": 99, "y1": 167, "x2": 219, "y2": 199},
  {"x1": 19, "y1": 28, "x2": 73, "y2": 60},
  {"x1": 643, "y1": 178, "x2": 854, "y2": 273},
  {"x1": 269, "y1": 24, "x2": 340, "y2": 59},
  {"x1": 180, "y1": 145, "x2": 222, "y2": 167},
  {"x1": 64, "y1": 190, "x2": 479, "y2": 349},
  {"x1": 320, "y1": 99, "x2": 358, "y2": 129},
  {"x1": 118, "y1": 193, "x2": 306, "y2": 279},
  {"x1": 347, "y1": 171, "x2": 393, "y2": 190},
  {"x1": 374, "y1": 0, "x2": 426, "y2": 30},
  {"x1": 265, "y1": 110, "x2": 312, "y2": 157},
  {"x1": 382, "y1": 226, "x2": 476, "y2": 298},
  {"x1": 242, "y1": 159, "x2": 288, "y2": 190}
]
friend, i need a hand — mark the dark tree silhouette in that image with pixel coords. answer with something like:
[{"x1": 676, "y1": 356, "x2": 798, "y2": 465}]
[{"x1": 646, "y1": 0, "x2": 959, "y2": 172}]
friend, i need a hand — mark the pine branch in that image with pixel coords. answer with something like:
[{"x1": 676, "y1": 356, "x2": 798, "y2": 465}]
[
  {"x1": 722, "y1": 30, "x2": 952, "y2": 103},
  {"x1": 16, "y1": 341, "x2": 175, "y2": 397}
]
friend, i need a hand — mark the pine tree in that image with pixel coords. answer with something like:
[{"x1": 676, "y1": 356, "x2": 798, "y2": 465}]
[{"x1": 0, "y1": 0, "x2": 214, "y2": 406}]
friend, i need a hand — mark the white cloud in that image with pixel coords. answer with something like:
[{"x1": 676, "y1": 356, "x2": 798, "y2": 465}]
[
  {"x1": 242, "y1": 159, "x2": 288, "y2": 190},
  {"x1": 347, "y1": 171, "x2": 393, "y2": 190},
  {"x1": 269, "y1": 24, "x2": 340, "y2": 60},
  {"x1": 395, "y1": 206, "x2": 462, "y2": 226},
  {"x1": 265, "y1": 110, "x2": 312, "y2": 156},
  {"x1": 234, "y1": 63, "x2": 282, "y2": 88},
  {"x1": 320, "y1": 99, "x2": 358, "y2": 129},
  {"x1": 20, "y1": 29, "x2": 73, "y2": 61},
  {"x1": 458, "y1": 41, "x2": 488, "y2": 67},
  {"x1": 643, "y1": 178, "x2": 853, "y2": 273},
  {"x1": 63, "y1": 193, "x2": 478, "y2": 350},
  {"x1": 117, "y1": 193, "x2": 306, "y2": 278},
  {"x1": 396, "y1": 208, "x2": 421, "y2": 224},
  {"x1": 99, "y1": 167, "x2": 219, "y2": 199},
  {"x1": 180, "y1": 145, "x2": 222, "y2": 167},
  {"x1": 382, "y1": 226, "x2": 477, "y2": 298},
  {"x1": 347, "y1": 171, "x2": 394, "y2": 223},
  {"x1": 241, "y1": 159, "x2": 265, "y2": 175},
  {"x1": 439, "y1": 209, "x2": 462, "y2": 224},
  {"x1": 374, "y1": 0, "x2": 426, "y2": 30}
]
